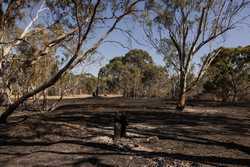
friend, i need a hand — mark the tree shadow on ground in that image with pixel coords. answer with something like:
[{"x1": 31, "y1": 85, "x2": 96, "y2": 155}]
[
  {"x1": 71, "y1": 157, "x2": 114, "y2": 167},
  {"x1": 80, "y1": 109, "x2": 250, "y2": 154},
  {"x1": 0, "y1": 137, "x2": 250, "y2": 166},
  {"x1": 0, "y1": 98, "x2": 250, "y2": 166}
]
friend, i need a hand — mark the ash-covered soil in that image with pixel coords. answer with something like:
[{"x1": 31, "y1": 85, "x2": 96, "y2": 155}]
[{"x1": 0, "y1": 97, "x2": 250, "y2": 167}]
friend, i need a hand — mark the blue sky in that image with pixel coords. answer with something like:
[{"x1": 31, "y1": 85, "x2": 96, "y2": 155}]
[
  {"x1": 10, "y1": 1, "x2": 249, "y2": 77},
  {"x1": 80, "y1": 12, "x2": 250, "y2": 76},
  {"x1": 13, "y1": 0, "x2": 250, "y2": 75}
]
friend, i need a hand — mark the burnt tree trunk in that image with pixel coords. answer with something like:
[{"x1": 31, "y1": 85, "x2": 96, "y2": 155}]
[
  {"x1": 114, "y1": 112, "x2": 127, "y2": 139},
  {"x1": 0, "y1": 99, "x2": 22, "y2": 124}
]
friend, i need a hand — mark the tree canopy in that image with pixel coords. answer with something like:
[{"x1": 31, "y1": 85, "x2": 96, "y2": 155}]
[
  {"x1": 203, "y1": 45, "x2": 250, "y2": 102},
  {"x1": 99, "y1": 49, "x2": 169, "y2": 97}
]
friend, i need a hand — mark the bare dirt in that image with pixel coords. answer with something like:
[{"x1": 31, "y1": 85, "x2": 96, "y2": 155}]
[{"x1": 0, "y1": 97, "x2": 249, "y2": 167}]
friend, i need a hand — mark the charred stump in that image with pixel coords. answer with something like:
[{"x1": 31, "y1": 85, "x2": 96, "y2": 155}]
[
  {"x1": 114, "y1": 112, "x2": 127, "y2": 140},
  {"x1": 176, "y1": 105, "x2": 185, "y2": 112}
]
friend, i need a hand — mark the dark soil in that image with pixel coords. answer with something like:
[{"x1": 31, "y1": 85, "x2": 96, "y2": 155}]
[{"x1": 0, "y1": 97, "x2": 250, "y2": 167}]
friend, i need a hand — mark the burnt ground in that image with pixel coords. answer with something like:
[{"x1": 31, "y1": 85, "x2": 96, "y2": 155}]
[{"x1": 0, "y1": 97, "x2": 250, "y2": 167}]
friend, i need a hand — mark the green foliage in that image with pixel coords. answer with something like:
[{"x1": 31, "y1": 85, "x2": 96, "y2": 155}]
[
  {"x1": 48, "y1": 72, "x2": 97, "y2": 96},
  {"x1": 203, "y1": 46, "x2": 250, "y2": 102},
  {"x1": 100, "y1": 49, "x2": 169, "y2": 97}
]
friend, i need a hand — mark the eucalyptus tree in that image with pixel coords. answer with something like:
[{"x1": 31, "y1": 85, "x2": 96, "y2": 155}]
[
  {"x1": 0, "y1": 0, "x2": 143, "y2": 123},
  {"x1": 100, "y1": 49, "x2": 169, "y2": 97},
  {"x1": 203, "y1": 46, "x2": 250, "y2": 102},
  {"x1": 143, "y1": 0, "x2": 250, "y2": 110}
]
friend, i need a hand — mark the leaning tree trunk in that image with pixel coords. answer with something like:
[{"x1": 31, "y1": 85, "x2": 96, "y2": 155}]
[
  {"x1": 0, "y1": 98, "x2": 23, "y2": 123},
  {"x1": 176, "y1": 73, "x2": 187, "y2": 111}
]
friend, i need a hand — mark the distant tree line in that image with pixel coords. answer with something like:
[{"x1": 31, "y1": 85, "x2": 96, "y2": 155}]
[
  {"x1": 48, "y1": 73, "x2": 97, "y2": 96},
  {"x1": 98, "y1": 49, "x2": 170, "y2": 98},
  {"x1": 48, "y1": 46, "x2": 248, "y2": 102},
  {"x1": 1, "y1": 46, "x2": 249, "y2": 103},
  {"x1": 43, "y1": 49, "x2": 170, "y2": 98}
]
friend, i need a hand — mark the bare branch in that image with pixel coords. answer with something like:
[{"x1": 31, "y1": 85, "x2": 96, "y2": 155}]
[{"x1": 186, "y1": 47, "x2": 223, "y2": 92}]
